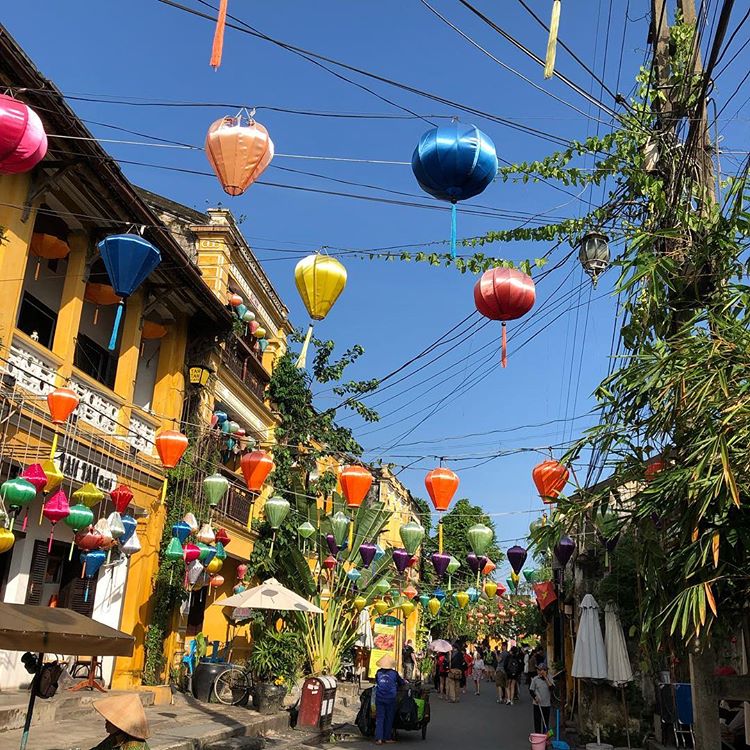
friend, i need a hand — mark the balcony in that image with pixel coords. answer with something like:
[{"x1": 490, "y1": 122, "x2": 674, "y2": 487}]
[
  {"x1": 220, "y1": 338, "x2": 268, "y2": 403},
  {"x1": 215, "y1": 481, "x2": 254, "y2": 527}
]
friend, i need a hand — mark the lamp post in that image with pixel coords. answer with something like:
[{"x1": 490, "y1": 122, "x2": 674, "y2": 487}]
[{"x1": 578, "y1": 232, "x2": 610, "y2": 285}]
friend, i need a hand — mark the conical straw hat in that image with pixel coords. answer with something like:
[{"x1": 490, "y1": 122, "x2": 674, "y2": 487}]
[{"x1": 93, "y1": 694, "x2": 150, "y2": 739}]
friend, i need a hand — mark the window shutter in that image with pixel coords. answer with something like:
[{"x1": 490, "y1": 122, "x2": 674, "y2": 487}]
[
  {"x1": 25, "y1": 540, "x2": 48, "y2": 605},
  {"x1": 69, "y1": 574, "x2": 97, "y2": 617}
]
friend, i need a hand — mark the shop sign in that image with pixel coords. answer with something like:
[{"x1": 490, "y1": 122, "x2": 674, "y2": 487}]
[{"x1": 56, "y1": 451, "x2": 117, "y2": 493}]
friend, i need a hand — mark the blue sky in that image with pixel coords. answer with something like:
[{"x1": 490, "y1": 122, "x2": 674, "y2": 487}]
[{"x1": 5, "y1": 2, "x2": 748, "y2": 581}]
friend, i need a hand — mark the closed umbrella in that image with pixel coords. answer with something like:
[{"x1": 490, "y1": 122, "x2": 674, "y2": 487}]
[
  {"x1": 355, "y1": 607, "x2": 375, "y2": 649},
  {"x1": 572, "y1": 594, "x2": 608, "y2": 746},
  {"x1": 605, "y1": 603, "x2": 633, "y2": 748},
  {"x1": 212, "y1": 577, "x2": 323, "y2": 617}
]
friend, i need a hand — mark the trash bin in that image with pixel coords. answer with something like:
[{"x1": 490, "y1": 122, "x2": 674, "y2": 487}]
[
  {"x1": 192, "y1": 660, "x2": 229, "y2": 703},
  {"x1": 297, "y1": 676, "x2": 337, "y2": 730}
]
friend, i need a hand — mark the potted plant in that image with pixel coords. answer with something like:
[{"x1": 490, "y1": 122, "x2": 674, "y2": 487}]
[{"x1": 248, "y1": 629, "x2": 305, "y2": 714}]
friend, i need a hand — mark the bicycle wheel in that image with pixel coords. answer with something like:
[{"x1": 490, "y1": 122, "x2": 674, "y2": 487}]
[{"x1": 213, "y1": 668, "x2": 251, "y2": 706}]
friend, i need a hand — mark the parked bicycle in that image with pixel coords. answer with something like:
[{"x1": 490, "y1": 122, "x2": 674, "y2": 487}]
[{"x1": 213, "y1": 663, "x2": 253, "y2": 706}]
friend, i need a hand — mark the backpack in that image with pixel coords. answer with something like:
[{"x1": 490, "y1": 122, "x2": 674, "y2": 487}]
[
  {"x1": 356, "y1": 687, "x2": 375, "y2": 736},
  {"x1": 36, "y1": 662, "x2": 63, "y2": 699},
  {"x1": 505, "y1": 656, "x2": 522, "y2": 677}
]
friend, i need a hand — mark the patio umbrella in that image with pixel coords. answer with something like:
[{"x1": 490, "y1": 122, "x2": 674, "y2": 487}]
[
  {"x1": 428, "y1": 639, "x2": 452, "y2": 653},
  {"x1": 572, "y1": 594, "x2": 608, "y2": 745},
  {"x1": 0, "y1": 603, "x2": 134, "y2": 750},
  {"x1": 605, "y1": 603, "x2": 633, "y2": 748},
  {"x1": 211, "y1": 577, "x2": 323, "y2": 617}
]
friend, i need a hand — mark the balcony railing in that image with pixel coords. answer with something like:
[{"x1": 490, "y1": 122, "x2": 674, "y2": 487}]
[
  {"x1": 220, "y1": 341, "x2": 268, "y2": 402},
  {"x1": 215, "y1": 481, "x2": 254, "y2": 526}
]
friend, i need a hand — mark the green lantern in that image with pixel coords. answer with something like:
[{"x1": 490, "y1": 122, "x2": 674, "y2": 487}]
[
  {"x1": 373, "y1": 577, "x2": 390, "y2": 596},
  {"x1": 467, "y1": 523, "x2": 493, "y2": 555},
  {"x1": 523, "y1": 568, "x2": 536, "y2": 583},
  {"x1": 165, "y1": 537, "x2": 185, "y2": 562},
  {"x1": 418, "y1": 593, "x2": 430, "y2": 608},
  {"x1": 297, "y1": 521, "x2": 316, "y2": 539},
  {"x1": 215, "y1": 541, "x2": 227, "y2": 561},
  {"x1": 399, "y1": 521, "x2": 425, "y2": 555},
  {"x1": 1, "y1": 477, "x2": 37, "y2": 510},
  {"x1": 331, "y1": 511, "x2": 350, "y2": 547},
  {"x1": 203, "y1": 473, "x2": 230, "y2": 507},
  {"x1": 265, "y1": 496, "x2": 290, "y2": 529},
  {"x1": 197, "y1": 542, "x2": 215, "y2": 562},
  {"x1": 446, "y1": 556, "x2": 461, "y2": 575},
  {"x1": 64, "y1": 504, "x2": 94, "y2": 532}
]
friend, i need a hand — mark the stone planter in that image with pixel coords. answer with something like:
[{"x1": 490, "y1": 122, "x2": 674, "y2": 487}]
[{"x1": 252, "y1": 683, "x2": 287, "y2": 714}]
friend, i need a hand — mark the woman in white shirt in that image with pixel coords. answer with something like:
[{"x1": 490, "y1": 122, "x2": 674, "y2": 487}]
[{"x1": 471, "y1": 652, "x2": 485, "y2": 696}]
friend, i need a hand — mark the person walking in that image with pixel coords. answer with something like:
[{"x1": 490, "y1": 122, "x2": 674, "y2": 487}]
[
  {"x1": 529, "y1": 663, "x2": 555, "y2": 735},
  {"x1": 374, "y1": 655, "x2": 405, "y2": 745},
  {"x1": 504, "y1": 646, "x2": 524, "y2": 704},
  {"x1": 446, "y1": 647, "x2": 464, "y2": 703},
  {"x1": 461, "y1": 647, "x2": 472, "y2": 694},
  {"x1": 495, "y1": 647, "x2": 508, "y2": 704},
  {"x1": 436, "y1": 651, "x2": 448, "y2": 698},
  {"x1": 402, "y1": 639, "x2": 416, "y2": 681},
  {"x1": 485, "y1": 647, "x2": 497, "y2": 682},
  {"x1": 471, "y1": 651, "x2": 485, "y2": 695}
]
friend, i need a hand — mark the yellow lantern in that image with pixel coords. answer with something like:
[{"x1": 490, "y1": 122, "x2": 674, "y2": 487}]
[
  {"x1": 484, "y1": 581, "x2": 498, "y2": 599},
  {"x1": 374, "y1": 599, "x2": 389, "y2": 615},
  {"x1": 207, "y1": 557, "x2": 223, "y2": 574},
  {"x1": 427, "y1": 597, "x2": 441, "y2": 616},
  {"x1": 456, "y1": 591, "x2": 469, "y2": 609},
  {"x1": 400, "y1": 600, "x2": 415, "y2": 618},
  {"x1": 293, "y1": 254, "x2": 347, "y2": 368},
  {"x1": 511, "y1": 571, "x2": 520, "y2": 586},
  {"x1": 0, "y1": 527, "x2": 15, "y2": 554},
  {"x1": 41, "y1": 460, "x2": 64, "y2": 493},
  {"x1": 353, "y1": 596, "x2": 367, "y2": 612},
  {"x1": 72, "y1": 482, "x2": 104, "y2": 509}
]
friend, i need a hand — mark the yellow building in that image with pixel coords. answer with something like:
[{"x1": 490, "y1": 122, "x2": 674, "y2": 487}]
[
  {"x1": 0, "y1": 28, "x2": 232, "y2": 691},
  {"x1": 141, "y1": 192, "x2": 292, "y2": 668}
]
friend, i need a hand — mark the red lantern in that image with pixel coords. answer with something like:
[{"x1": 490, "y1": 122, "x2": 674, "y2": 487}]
[
  {"x1": 155, "y1": 430, "x2": 189, "y2": 468},
  {"x1": 322, "y1": 555, "x2": 337, "y2": 570},
  {"x1": 215, "y1": 528, "x2": 231, "y2": 546},
  {"x1": 236, "y1": 563, "x2": 248, "y2": 579},
  {"x1": 229, "y1": 293, "x2": 243, "y2": 307},
  {"x1": 404, "y1": 584, "x2": 418, "y2": 600},
  {"x1": 496, "y1": 582, "x2": 507, "y2": 598},
  {"x1": 645, "y1": 456, "x2": 664, "y2": 481},
  {"x1": 47, "y1": 387, "x2": 79, "y2": 425},
  {"x1": 474, "y1": 267, "x2": 536, "y2": 367},
  {"x1": 240, "y1": 450, "x2": 274, "y2": 493},
  {"x1": 75, "y1": 527, "x2": 103, "y2": 551},
  {"x1": 110, "y1": 484, "x2": 134, "y2": 514},
  {"x1": 532, "y1": 459, "x2": 569, "y2": 504},
  {"x1": 339, "y1": 465, "x2": 373, "y2": 508},
  {"x1": 0, "y1": 94, "x2": 48, "y2": 174},
  {"x1": 408, "y1": 555, "x2": 419, "y2": 568},
  {"x1": 424, "y1": 468, "x2": 459, "y2": 512}
]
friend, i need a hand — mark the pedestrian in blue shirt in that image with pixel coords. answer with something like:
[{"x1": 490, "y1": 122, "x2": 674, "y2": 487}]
[{"x1": 374, "y1": 655, "x2": 404, "y2": 744}]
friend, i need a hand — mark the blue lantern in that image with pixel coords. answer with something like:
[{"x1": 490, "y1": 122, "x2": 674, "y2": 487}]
[
  {"x1": 434, "y1": 587, "x2": 446, "y2": 602},
  {"x1": 347, "y1": 568, "x2": 362, "y2": 585},
  {"x1": 97, "y1": 234, "x2": 161, "y2": 350},
  {"x1": 411, "y1": 123, "x2": 498, "y2": 258},
  {"x1": 214, "y1": 411, "x2": 228, "y2": 425},
  {"x1": 80, "y1": 550, "x2": 107, "y2": 602},
  {"x1": 120, "y1": 514, "x2": 137, "y2": 543},
  {"x1": 172, "y1": 521, "x2": 191, "y2": 544},
  {"x1": 374, "y1": 544, "x2": 385, "y2": 562},
  {"x1": 467, "y1": 586, "x2": 480, "y2": 603},
  {"x1": 259, "y1": 339, "x2": 268, "y2": 353}
]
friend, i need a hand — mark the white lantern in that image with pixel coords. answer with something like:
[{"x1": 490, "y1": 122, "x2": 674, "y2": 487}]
[{"x1": 578, "y1": 232, "x2": 610, "y2": 285}]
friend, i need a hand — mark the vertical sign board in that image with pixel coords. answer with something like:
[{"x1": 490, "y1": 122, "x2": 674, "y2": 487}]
[{"x1": 368, "y1": 616, "x2": 402, "y2": 678}]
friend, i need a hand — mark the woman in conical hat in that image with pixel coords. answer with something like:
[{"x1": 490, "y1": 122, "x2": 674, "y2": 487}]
[{"x1": 90, "y1": 694, "x2": 150, "y2": 750}]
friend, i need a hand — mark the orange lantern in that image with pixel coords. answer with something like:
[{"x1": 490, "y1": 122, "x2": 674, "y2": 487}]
[
  {"x1": 155, "y1": 430, "x2": 189, "y2": 469},
  {"x1": 482, "y1": 559, "x2": 496, "y2": 576},
  {"x1": 47, "y1": 387, "x2": 79, "y2": 425},
  {"x1": 532, "y1": 459, "x2": 569, "y2": 504},
  {"x1": 84, "y1": 282, "x2": 121, "y2": 325},
  {"x1": 339, "y1": 465, "x2": 373, "y2": 508},
  {"x1": 425, "y1": 467, "x2": 459, "y2": 554},
  {"x1": 141, "y1": 320, "x2": 169, "y2": 340},
  {"x1": 30, "y1": 233, "x2": 70, "y2": 280},
  {"x1": 205, "y1": 112, "x2": 274, "y2": 197},
  {"x1": 228, "y1": 293, "x2": 243, "y2": 307},
  {"x1": 645, "y1": 456, "x2": 664, "y2": 481},
  {"x1": 240, "y1": 450, "x2": 274, "y2": 493}
]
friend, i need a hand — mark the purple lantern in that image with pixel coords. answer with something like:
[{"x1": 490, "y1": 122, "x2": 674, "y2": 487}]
[
  {"x1": 467, "y1": 553, "x2": 480, "y2": 574},
  {"x1": 507, "y1": 545, "x2": 527, "y2": 575},
  {"x1": 359, "y1": 542, "x2": 377, "y2": 567},
  {"x1": 392, "y1": 548, "x2": 410, "y2": 574},
  {"x1": 554, "y1": 535, "x2": 575, "y2": 567},
  {"x1": 431, "y1": 552, "x2": 451, "y2": 578},
  {"x1": 478, "y1": 555, "x2": 488, "y2": 572},
  {"x1": 326, "y1": 534, "x2": 339, "y2": 556}
]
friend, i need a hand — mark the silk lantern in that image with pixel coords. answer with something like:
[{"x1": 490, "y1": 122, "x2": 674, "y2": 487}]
[
  {"x1": 374, "y1": 544, "x2": 385, "y2": 562},
  {"x1": 434, "y1": 587, "x2": 446, "y2": 602},
  {"x1": 323, "y1": 555, "x2": 337, "y2": 571},
  {"x1": 0, "y1": 94, "x2": 48, "y2": 174},
  {"x1": 164, "y1": 537, "x2": 185, "y2": 563},
  {"x1": 532, "y1": 459, "x2": 569, "y2": 503},
  {"x1": 197, "y1": 543, "x2": 216, "y2": 565},
  {"x1": 110, "y1": 484, "x2": 134, "y2": 514},
  {"x1": 353, "y1": 596, "x2": 367, "y2": 612},
  {"x1": 456, "y1": 590, "x2": 470, "y2": 609},
  {"x1": 359, "y1": 542, "x2": 377, "y2": 567},
  {"x1": 467, "y1": 523, "x2": 493, "y2": 556},
  {"x1": 41, "y1": 460, "x2": 64, "y2": 494},
  {"x1": 404, "y1": 583, "x2": 418, "y2": 600},
  {"x1": 73, "y1": 482, "x2": 104, "y2": 509},
  {"x1": 121, "y1": 530, "x2": 141, "y2": 557},
  {"x1": 183, "y1": 543, "x2": 201, "y2": 563},
  {"x1": 326, "y1": 534, "x2": 339, "y2": 556},
  {"x1": 373, "y1": 578, "x2": 390, "y2": 596},
  {"x1": 155, "y1": 429, "x2": 189, "y2": 502},
  {"x1": 431, "y1": 552, "x2": 450, "y2": 578},
  {"x1": 392, "y1": 548, "x2": 410, "y2": 574},
  {"x1": 203, "y1": 473, "x2": 229, "y2": 507},
  {"x1": 120, "y1": 515, "x2": 137, "y2": 544},
  {"x1": 207, "y1": 557, "x2": 223, "y2": 575},
  {"x1": 205, "y1": 113, "x2": 273, "y2": 196},
  {"x1": 374, "y1": 599, "x2": 389, "y2": 616},
  {"x1": 21, "y1": 464, "x2": 47, "y2": 495},
  {"x1": 418, "y1": 594, "x2": 430, "y2": 608},
  {"x1": 399, "y1": 521, "x2": 424, "y2": 555},
  {"x1": 265, "y1": 496, "x2": 290, "y2": 555},
  {"x1": 215, "y1": 528, "x2": 231, "y2": 546},
  {"x1": 80, "y1": 550, "x2": 106, "y2": 601},
  {"x1": 507, "y1": 546, "x2": 527, "y2": 575},
  {"x1": 0, "y1": 528, "x2": 14, "y2": 554},
  {"x1": 241, "y1": 450, "x2": 274, "y2": 493},
  {"x1": 339, "y1": 465, "x2": 373, "y2": 508},
  {"x1": 482, "y1": 559, "x2": 496, "y2": 576},
  {"x1": 42, "y1": 490, "x2": 70, "y2": 552},
  {"x1": 400, "y1": 600, "x2": 416, "y2": 618},
  {"x1": 475, "y1": 270, "x2": 536, "y2": 370},
  {"x1": 645, "y1": 456, "x2": 665, "y2": 481},
  {"x1": 30, "y1": 233, "x2": 69, "y2": 281},
  {"x1": 107, "y1": 512, "x2": 126, "y2": 541},
  {"x1": 46, "y1": 387, "x2": 80, "y2": 457},
  {"x1": 84, "y1": 282, "x2": 121, "y2": 324},
  {"x1": 214, "y1": 541, "x2": 227, "y2": 561},
  {"x1": 297, "y1": 521, "x2": 315, "y2": 539},
  {"x1": 330, "y1": 511, "x2": 350, "y2": 549},
  {"x1": 425, "y1": 467, "x2": 459, "y2": 553},
  {"x1": 484, "y1": 580, "x2": 498, "y2": 598},
  {"x1": 96, "y1": 235, "x2": 161, "y2": 351},
  {"x1": 183, "y1": 513, "x2": 199, "y2": 533},
  {"x1": 293, "y1": 254, "x2": 347, "y2": 368},
  {"x1": 347, "y1": 568, "x2": 362, "y2": 585},
  {"x1": 554, "y1": 535, "x2": 575, "y2": 567},
  {"x1": 1, "y1": 477, "x2": 37, "y2": 515},
  {"x1": 196, "y1": 523, "x2": 216, "y2": 545},
  {"x1": 411, "y1": 123, "x2": 498, "y2": 257},
  {"x1": 427, "y1": 597, "x2": 441, "y2": 616}
]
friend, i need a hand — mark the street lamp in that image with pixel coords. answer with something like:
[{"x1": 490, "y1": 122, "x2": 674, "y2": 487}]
[
  {"x1": 188, "y1": 364, "x2": 213, "y2": 387},
  {"x1": 578, "y1": 231, "x2": 610, "y2": 285}
]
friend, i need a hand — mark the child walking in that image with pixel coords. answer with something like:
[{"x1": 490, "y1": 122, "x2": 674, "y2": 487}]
[{"x1": 471, "y1": 651, "x2": 485, "y2": 695}]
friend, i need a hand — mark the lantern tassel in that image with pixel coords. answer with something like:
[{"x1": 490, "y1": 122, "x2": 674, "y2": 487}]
[
  {"x1": 160, "y1": 477, "x2": 168, "y2": 504},
  {"x1": 34, "y1": 260, "x2": 41, "y2": 281},
  {"x1": 450, "y1": 203, "x2": 457, "y2": 259},
  {"x1": 269, "y1": 530, "x2": 276, "y2": 557},
  {"x1": 348, "y1": 521, "x2": 354, "y2": 552},
  {"x1": 48, "y1": 527, "x2": 55, "y2": 554},
  {"x1": 544, "y1": 0, "x2": 562, "y2": 80},
  {"x1": 69, "y1": 540, "x2": 75, "y2": 561},
  {"x1": 501, "y1": 322, "x2": 508, "y2": 368},
  {"x1": 108, "y1": 301, "x2": 124, "y2": 351},
  {"x1": 438, "y1": 518, "x2": 444, "y2": 554},
  {"x1": 22, "y1": 510, "x2": 28, "y2": 532},
  {"x1": 49, "y1": 432, "x2": 58, "y2": 460},
  {"x1": 295, "y1": 324, "x2": 314, "y2": 369},
  {"x1": 210, "y1": 0, "x2": 229, "y2": 69},
  {"x1": 247, "y1": 498, "x2": 255, "y2": 531}
]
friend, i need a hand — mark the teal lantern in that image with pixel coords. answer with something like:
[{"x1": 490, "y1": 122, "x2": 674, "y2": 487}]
[
  {"x1": 399, "y1": 521, "x2": 425, "y2": 555},
  {"x1": 331, "y1": 511, "x2": 350, "y2": 548},
  {"x1": 203, "y1": 473, "x2": 229, "y2": 507},
  {"x1": 197, "y1": 542, "x2": 216, "y2": 564},
  {"x1": 506, "y1": 577, "x2": 517, "y2": 594},
  {"x1": 347, "y1": 568, "x2": 362, "y2": 585},
  {"x1": 467, "y1": 523, "x2": 493, "y2": 556},
  {"x1": 523, "y1": 568, "x2": 537, "y2": 584},
  {"x1": 374, "y1": 544, "x2": 385, "y2": 562},
  {"x1": 215, "y1": 541, "x2": 227, "y2": 561},
  {"x1": 1, "y1": 477, "x2": 37, "y2": 511},
  {"x1": 467, "y1": 586, "x2": 480, "y2": 603},
  {"x1": 418, "y1": 594, "x2": 430, "y2": 608},
  {"x1": 165, "y1": 537, "x2": 185, "y2": 563}
]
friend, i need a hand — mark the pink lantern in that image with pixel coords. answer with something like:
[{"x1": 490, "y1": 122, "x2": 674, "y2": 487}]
[
  {"x1": 236, "y1": 563, "x2": 248, "y2": 579},
  {"x1": 0, "y1": 94, "x2": 48, "y2": 175},
  {"x1": 21, "y1": 464, "x2": 47, "y2": 494},
  {"x1": 42, "y1": 490, "x2": 70, "y2": 552}
]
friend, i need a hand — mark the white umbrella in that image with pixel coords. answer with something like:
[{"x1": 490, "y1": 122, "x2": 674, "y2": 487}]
[
  {"x1": 212, "y1": 577, "x2": 323, "y2": 617},
  {"x1": 428, "y1": 639, "x2": 452, "y2": 653},
  {"x1": 605, "y1": 603, "x2": 633, "y2": 748},
  {"x1": 605, "y1": 603, "x2": 632, "y2": 686},
  {"x1": 355, "y1": 607, "x2": 374, "y2": 649},
  {"x1": 572, "y1": 594, "x2": 607, "y2": 679}
]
